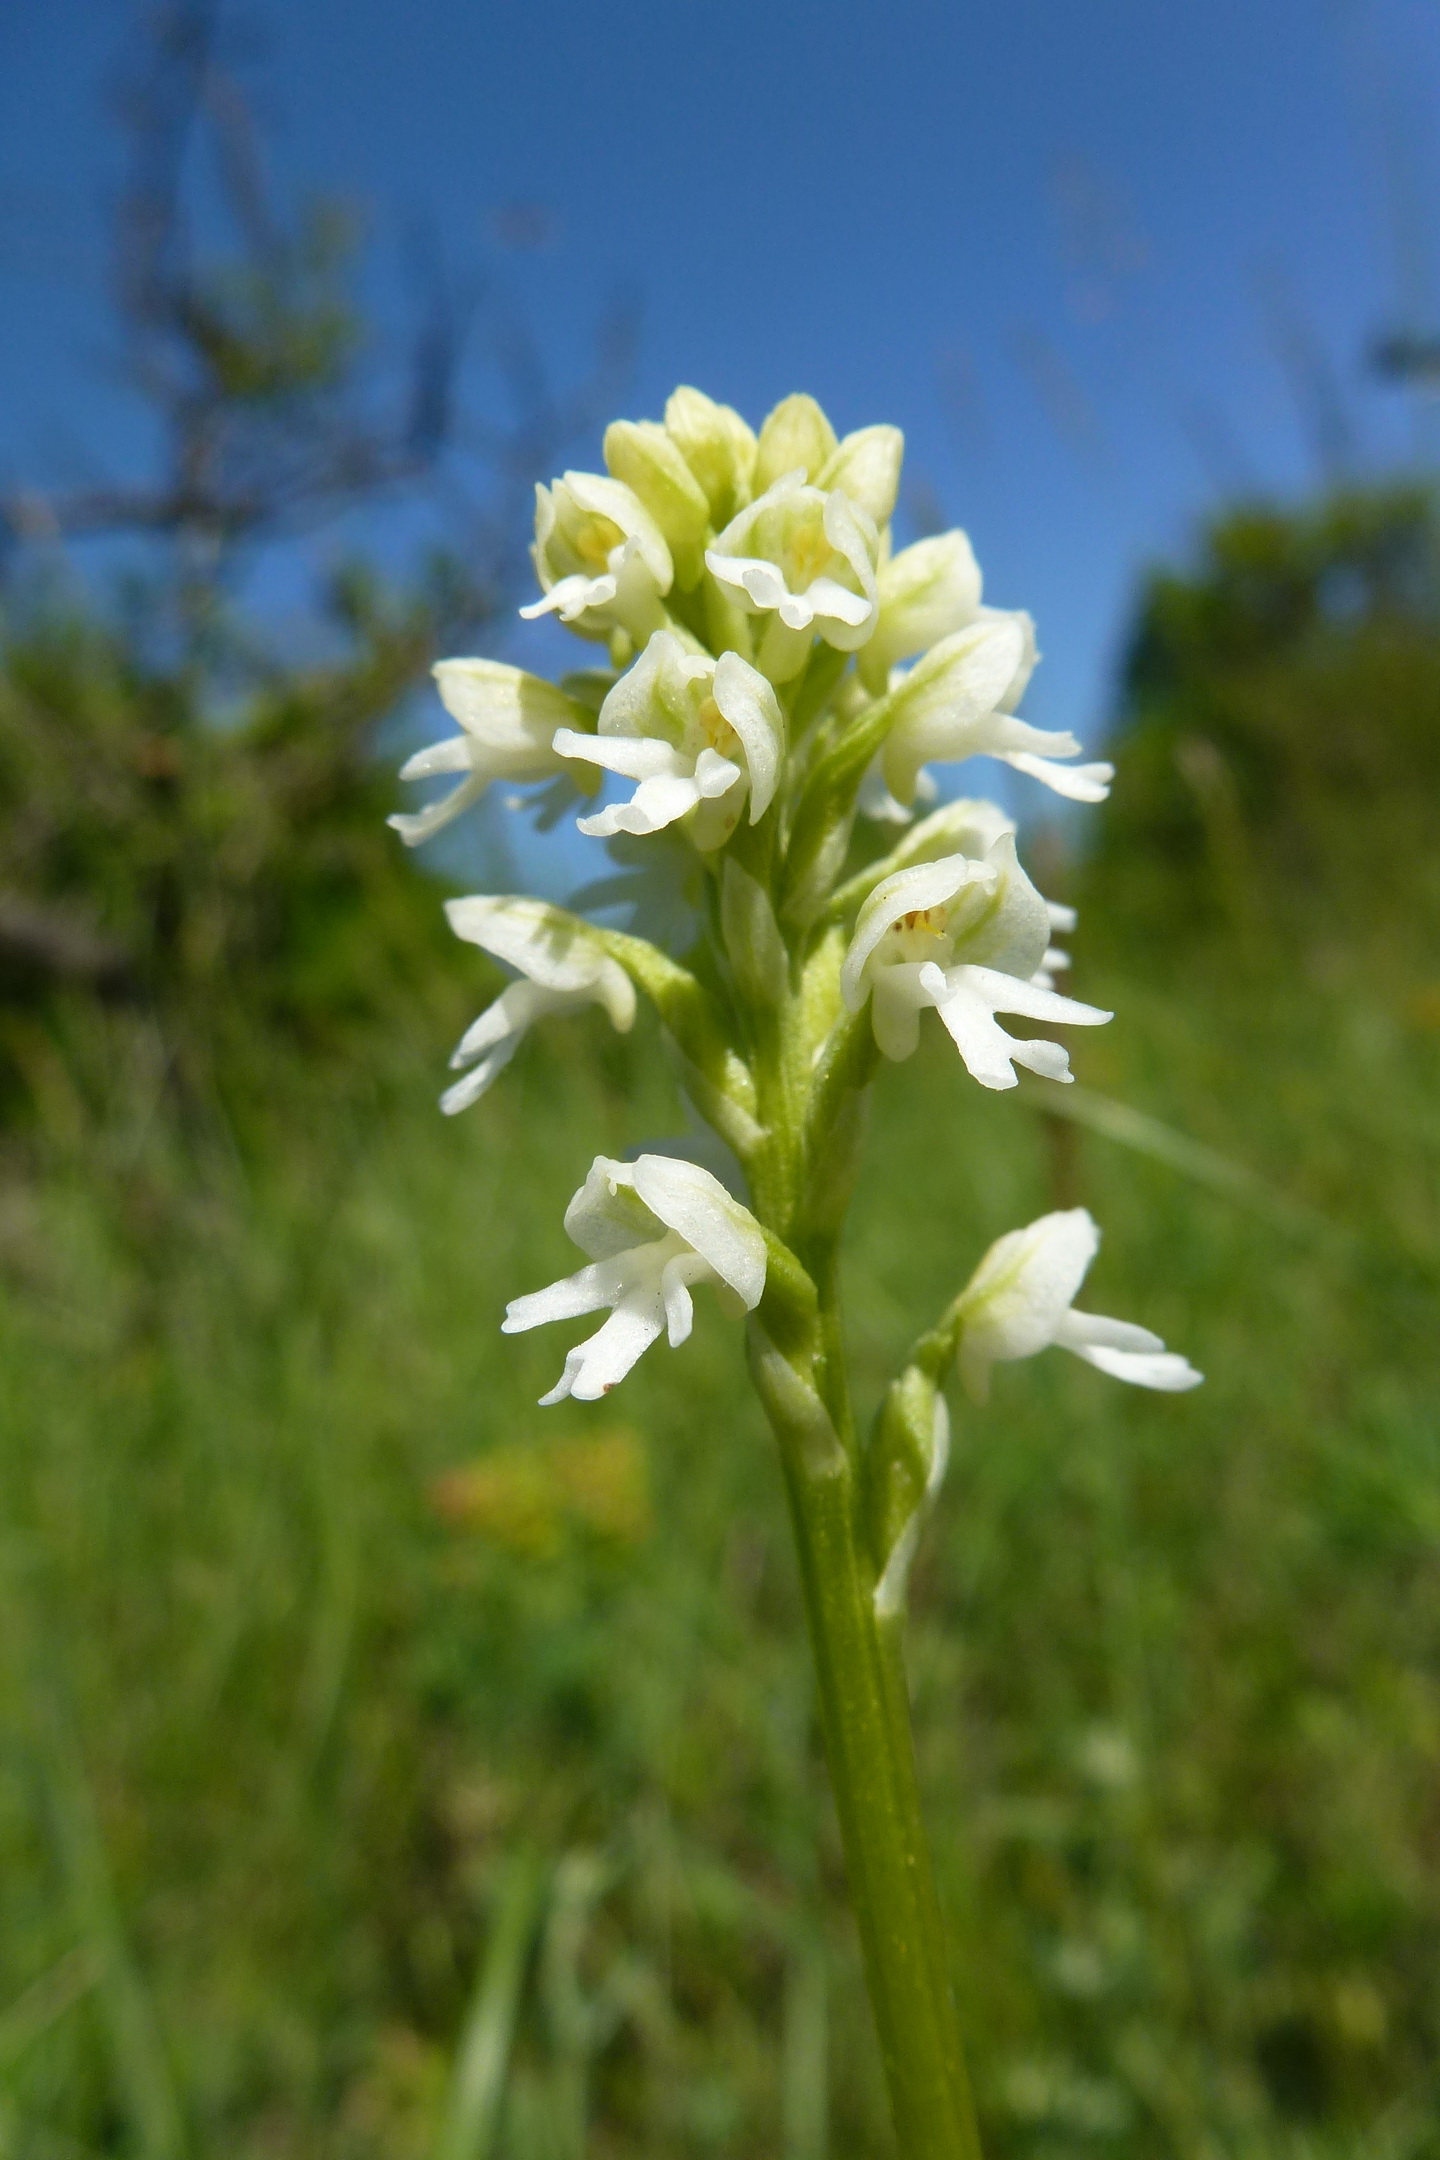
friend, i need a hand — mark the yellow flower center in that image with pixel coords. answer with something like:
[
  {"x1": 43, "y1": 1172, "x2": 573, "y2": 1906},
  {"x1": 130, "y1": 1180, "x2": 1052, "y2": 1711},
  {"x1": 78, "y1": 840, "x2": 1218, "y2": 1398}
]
[
  {"x1": 697, "y1": 694, "x2": 741, "y2": 762},
  {"x1": 788, "y1": 519, "x2": 834, "y2": 586},
  {"x1": 571, "y1": 513, "x2": 624, "y2": 571},
  {"x1": 883, "y1": 905, "x2": 952, "y2": 966}
]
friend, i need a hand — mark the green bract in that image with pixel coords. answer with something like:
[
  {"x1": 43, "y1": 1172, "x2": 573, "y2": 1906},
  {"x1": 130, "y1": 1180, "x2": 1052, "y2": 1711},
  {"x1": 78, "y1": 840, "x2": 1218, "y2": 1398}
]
[{"x1": 391, "y1": 385, "x2": 1198, "y2": 2160}]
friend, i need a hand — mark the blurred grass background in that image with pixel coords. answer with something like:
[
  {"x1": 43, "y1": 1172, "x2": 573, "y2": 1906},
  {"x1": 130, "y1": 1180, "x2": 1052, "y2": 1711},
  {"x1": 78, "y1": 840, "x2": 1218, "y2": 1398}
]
[{"x1": 1, "y1": 15, "x2": 1439, "y2": 2146}]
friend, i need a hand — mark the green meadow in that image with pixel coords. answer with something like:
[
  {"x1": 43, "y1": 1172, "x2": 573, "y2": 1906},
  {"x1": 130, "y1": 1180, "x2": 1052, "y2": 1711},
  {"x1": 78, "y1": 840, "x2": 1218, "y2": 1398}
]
[{"x1": 1, "y1": 491, "x2": 1438, "y2": 2156}]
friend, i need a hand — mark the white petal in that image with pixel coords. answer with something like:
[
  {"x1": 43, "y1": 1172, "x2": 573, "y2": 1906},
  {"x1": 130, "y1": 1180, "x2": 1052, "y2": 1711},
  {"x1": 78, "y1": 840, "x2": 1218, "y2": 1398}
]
[
  {"x1": 870, "y1": 962, "x2": 931, "y2": 1061},
  {"x1": 923, "y1": 969, "x2": 1031, "y2": 1090},
  {"x1": 630, "y1": 1155, "x2": 767, "y2": 1308},
  {"x1": 1001, "y1": 751, "x2": 1114, "y2": 802},
  {"x1": 449, "y1": 981, "x2": 575, "y2": 1071},
  {"x1": 561, "y1": 1159, "x2": 660, "y2": 1261},
  {"x1": 795, "y1": 574, "x2": 872, "y2": 631},
  {"x1": 577, "y1": 767, "x2": 704, "y2": 838},
  {"x1": 502, "y1": 1253, "x2": 640, "y2": 1334},
  {"x1": 387, "y1": 772, "x2": 486, "y2": 847},
  {"x1": 399, "y1": 735, "x2": 476, "y2": 781},
  {"x1": 960, "y1": 965, "x2": 1112, "y2": 1029},
  {"x1": 713, "y1": 651, "x2": 783, "y2": 821},
  {"x1": 1064, "y1": 1340, "x2": 1205, "y2": 1390},
  {"x1": 539, "y1": 1292, "x2": 669, "y2": 1405},
  {"x1": 443, "y1": 897, "x2": 626, "y2": 1003},
  {"x1": 1047, "y1": 900, "x2": 1079, "y2": 934},
  {"x1": 860, "y1": 530, "x2": 983, "y2": 690},
  {"x1": 706, "y1": 551, "x2": 791, "y2": 615},
  {"x1": 439, "y1": 1045, "x2": 520, "y2": 1116},
  {"x1": 691, "y1": 747, "x2": 743, "y2": 800},
  {"x1": 1054, "y1": 1310, "x2": 1166, "y2": 1356},
  {"x1": 661, "y1": 1248, "x2": 718, "y2": 1346},
  {"x1": 519, "y1": 571, "x2": 616, "y2": 622},
  {"x1": 926, "y1": 964, "x2": 1109, "y2": 1091},
  {"x1": 553, "y1": 729, "x2": 687, "y2": 783}
]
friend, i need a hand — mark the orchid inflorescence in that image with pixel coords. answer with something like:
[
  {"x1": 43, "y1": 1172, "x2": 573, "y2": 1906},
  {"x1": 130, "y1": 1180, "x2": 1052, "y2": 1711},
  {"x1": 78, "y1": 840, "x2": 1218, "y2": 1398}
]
[
  {"x1": 391, "y1": 386, "x2": 1201, "y2": 2152},
  {"x1": 393, "y1": 386, "x2": 1197, "y2": 1443}
]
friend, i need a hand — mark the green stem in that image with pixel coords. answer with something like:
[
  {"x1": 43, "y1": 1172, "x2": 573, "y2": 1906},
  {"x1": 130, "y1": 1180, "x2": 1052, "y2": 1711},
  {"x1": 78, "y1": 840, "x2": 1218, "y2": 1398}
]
[{"x1": 750, "y1": 1303, "x2": 983, "y2": 2160}]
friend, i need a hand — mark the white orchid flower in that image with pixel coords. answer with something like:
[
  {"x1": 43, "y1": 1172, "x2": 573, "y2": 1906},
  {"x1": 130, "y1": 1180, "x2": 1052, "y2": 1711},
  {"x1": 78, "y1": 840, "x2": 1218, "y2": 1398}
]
[
  {"x1": 858, "y1": 530, "x2": 984, "y2": 694},
  {"x1": 441, "y1": 898, "x2": 635, "y2": 1114},
  {"x1": 553, "y1": 629, "x2": 782, "y2": 850},
  {"x1": 879, "y1": 613, "x2": 1115, "y2": 811},
  {"x1": 504, "y1": 1153, "x2": 767, "y2": 1405},
  {"x1": 955, "y1": 1208, "x2": 1203, "y2": 1401},
  {"x1": 840, "y1": 837, "x2": 1111, "y2": 1089},
  {"x1": 390, "y1": 660, "x2": 591, "y2": 847},
  {"x1": 519, "y1": 472, "x2": 674, "y2": 644},
  {"x1": 706, "y1": 473, "x2": 881, "y2": 682}
]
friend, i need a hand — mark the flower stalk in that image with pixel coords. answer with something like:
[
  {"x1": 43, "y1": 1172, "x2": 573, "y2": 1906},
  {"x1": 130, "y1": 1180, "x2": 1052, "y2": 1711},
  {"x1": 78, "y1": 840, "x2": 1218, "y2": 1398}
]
[{"x1": 389, "y1": 384, "x2": 1202, "y2": 2154}]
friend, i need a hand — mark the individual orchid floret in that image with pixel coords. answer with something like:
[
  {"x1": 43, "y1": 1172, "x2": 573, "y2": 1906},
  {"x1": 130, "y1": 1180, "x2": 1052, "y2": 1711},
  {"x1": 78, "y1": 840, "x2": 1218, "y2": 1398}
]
[
  {"x1": 504, "y1": 1153, "x2": 767, "y2": 1405},
  {"x1": 839, "y1": 840, "x2": 1111, "y2": 1088},
  {"x1": 858, "y1": 530, "x2": 983, "y2": 694},
  {"x1": 706, "y1": 474, "x2": 880, "y2": 682},
  {"x1": 954, "y1": 1207, "x2": 1204, "y2": 1401},
  {"x1": 519, "y1": 471, "x2": 674, "y2": 645},
  {"x1": 389, "y1": 660, "x2": 593, "y2": 847},
  {"x1": 553, "y1": 629, "x2": 782, "y2": 850},
  {"x1": 878, "y1": 613, "x2": 1115, "y2": 811},
  {"x1": 663, "y1": 386, "x2": 757, "y2": 528},
  {"x1": 440, "y1": 897, "x2": 636, "y2": 1114}
]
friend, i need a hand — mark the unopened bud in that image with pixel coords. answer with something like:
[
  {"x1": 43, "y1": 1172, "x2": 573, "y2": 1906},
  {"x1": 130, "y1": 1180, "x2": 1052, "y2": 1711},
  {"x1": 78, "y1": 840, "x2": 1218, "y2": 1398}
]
[
  {"x1": 818, "y1": 425, "x2": 904, "y2": 530},
  {"x1": 664, "y1": 385, "x2": 757, "y2": 528},
  {"x1": 604, "y1": 419, "x2": 712, "y2": 590},
  {"x1": 754, "y1": 393, "x2": 838, "y2": 491}
]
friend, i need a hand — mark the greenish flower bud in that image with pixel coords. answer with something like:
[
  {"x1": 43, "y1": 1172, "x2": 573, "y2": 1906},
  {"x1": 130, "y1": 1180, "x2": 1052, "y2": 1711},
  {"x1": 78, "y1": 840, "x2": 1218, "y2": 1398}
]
[
  {"x1": 604, "y1": 419, "x2": 712, "y2": 590},
  {"x1": 664, "y1": 385, "x2": 757, "y2": 528},
  {"x1": 754, "y1": 393, "x2": 839, "y2": 492},
  {"x1": 817, "y1": 425, "x2": 905, "y2": 530},
  {"x1": 866, "y1": 1364, "x2": 950, "y2": 1620}
]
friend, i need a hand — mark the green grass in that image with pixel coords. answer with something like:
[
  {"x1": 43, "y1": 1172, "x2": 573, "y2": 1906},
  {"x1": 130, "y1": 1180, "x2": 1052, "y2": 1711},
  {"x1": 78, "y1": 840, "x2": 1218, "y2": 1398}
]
[{"x1": 0, "y1": 896, "x2": 1438, "y2": 2157}]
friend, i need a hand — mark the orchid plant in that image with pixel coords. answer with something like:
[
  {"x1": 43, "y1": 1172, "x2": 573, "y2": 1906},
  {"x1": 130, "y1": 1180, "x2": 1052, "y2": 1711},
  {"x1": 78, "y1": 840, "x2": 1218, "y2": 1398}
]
[{"x1": 391, "y1": 389, "x2": 1201, "y2": 2158}]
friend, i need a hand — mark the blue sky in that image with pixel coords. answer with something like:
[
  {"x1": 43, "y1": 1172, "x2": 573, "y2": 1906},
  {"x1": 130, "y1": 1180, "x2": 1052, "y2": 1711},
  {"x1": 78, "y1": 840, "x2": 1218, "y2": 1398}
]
[{"x1": 3, "y1": 0, "x2": 1439, "y2": 773}]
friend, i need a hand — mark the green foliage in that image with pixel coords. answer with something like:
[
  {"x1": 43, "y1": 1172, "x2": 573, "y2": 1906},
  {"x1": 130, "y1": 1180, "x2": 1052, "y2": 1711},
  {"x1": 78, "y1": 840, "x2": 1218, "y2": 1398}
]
[
  {"x1": 0, "y1": 581, "x2": 472, "y2": 1121},
  {"x1": 1090, "y1": 485, "x2": 1440, "y2": 942},
  {"x1": 1, "y1": 482, "x2": 1439, "y2": 2153}
]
